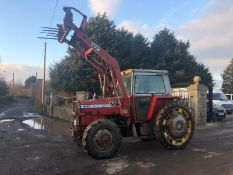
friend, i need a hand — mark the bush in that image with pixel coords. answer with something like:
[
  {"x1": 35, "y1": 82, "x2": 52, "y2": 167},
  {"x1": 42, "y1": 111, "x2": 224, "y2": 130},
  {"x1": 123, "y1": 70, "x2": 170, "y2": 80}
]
[
  {"x1": 0, "y1": 79, "x2": 8, "y2": 96},
  {"x1": 0, "y1": 95, "x2": 13, "y2": 108},
  {"x1": 25, "y1": 76, "x2": 36, "y2": 88}
]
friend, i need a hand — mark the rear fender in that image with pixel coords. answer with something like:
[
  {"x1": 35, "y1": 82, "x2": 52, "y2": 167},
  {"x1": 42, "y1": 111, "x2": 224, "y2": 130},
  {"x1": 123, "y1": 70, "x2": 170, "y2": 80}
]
[{"x1": 146, "y1": 95, "x2": 180, "y2": 121}]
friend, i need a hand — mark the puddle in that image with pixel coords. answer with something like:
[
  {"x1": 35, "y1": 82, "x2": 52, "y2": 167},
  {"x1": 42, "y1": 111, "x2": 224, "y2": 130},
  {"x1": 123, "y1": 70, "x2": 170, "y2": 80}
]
[
  {"x1": 23, "y1": 118, "x2": 45, "y2": 130},
  {"x1": 105, "y1": 160, "x2": 128, "y2": 175},
  {"x1": 26, "y1": 156, "x2": 40, "y2": 161},
  {"x1": 136, "y1": 161, "x2": 157, "y2": 168},
  {"x1": 192, "y1": 148, "x2": 206, "y2": 152},
  {"x1": 23, "y1": 112, "x2": 41, "y2": 118},
  {"x1": 33, "y1": 156, "x2": 40, "y2": 161},
  {"x1": 15, "y1": 137, "x2": 21, "y2": 140},
  {"x1": 203, "y1": 152, "x2": 224, "y2": 159},
  {"x1": 35, "y1": 134, "x2": 46, "y2": 138},
  {"x1": 22, "y1": 117, "x2": 70, "y2": 135},
  {"x1": 0, "y1": 119, "x2": 15, "y2": 124},
  {"x1": 0, "y1": 112, "x2": 5, "y2": 117}
]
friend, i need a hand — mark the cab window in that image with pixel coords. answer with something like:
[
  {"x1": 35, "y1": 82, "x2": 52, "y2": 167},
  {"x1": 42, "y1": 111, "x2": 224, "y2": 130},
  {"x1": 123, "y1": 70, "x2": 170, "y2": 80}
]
[
  {"x1": 135, "y1": 75, "x2": 165, "y2": 94},
  {"x1": 122, "y1": 74, "x2": 132, "y2": 95}
]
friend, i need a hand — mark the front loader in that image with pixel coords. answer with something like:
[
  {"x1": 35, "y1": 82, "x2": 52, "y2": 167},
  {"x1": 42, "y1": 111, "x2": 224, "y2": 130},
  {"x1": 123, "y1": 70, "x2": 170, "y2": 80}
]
[{"x1": 40, "y1": 7, "x2": 194, "y2": 159}]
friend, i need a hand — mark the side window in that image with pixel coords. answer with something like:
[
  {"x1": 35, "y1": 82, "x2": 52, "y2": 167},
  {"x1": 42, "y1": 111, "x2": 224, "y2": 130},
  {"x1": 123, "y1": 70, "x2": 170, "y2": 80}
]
[
  {"x1": 135, "y1": 75, "x2": 166, "y2": 94},
  {"x1": 226, "y1": 95, "x2": 231, "y2": 100},
  {"x1": 122, "y1": 75, "x2": 131, "y2": 95}
]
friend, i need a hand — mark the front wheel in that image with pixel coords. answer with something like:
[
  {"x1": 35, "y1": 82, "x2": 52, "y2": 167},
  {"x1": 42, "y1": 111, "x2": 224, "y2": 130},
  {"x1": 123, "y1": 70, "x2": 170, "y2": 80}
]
[
  {"x1": 82, "y1": 119, "x2": 121, "y2": 159},
  {"x1": 154, "y1": 103, "x2": 194, "y2": 149}
]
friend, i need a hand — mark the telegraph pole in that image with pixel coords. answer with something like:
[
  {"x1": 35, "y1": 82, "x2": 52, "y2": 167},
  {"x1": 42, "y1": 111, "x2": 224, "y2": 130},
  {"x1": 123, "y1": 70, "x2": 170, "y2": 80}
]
[
  {"x1": 42, "y1": 42, "x2": 46, "y2": 106},
  {"x1": 12, "y1": 73, "x2": 14, "y2": 96}
]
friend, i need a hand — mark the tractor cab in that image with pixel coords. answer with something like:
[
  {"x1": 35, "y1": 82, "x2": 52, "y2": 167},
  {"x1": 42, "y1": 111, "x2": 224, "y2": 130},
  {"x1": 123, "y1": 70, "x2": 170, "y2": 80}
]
[
  {"x1": 121, "y1": 69, "x2": 172, "y2": 96},
  {"x1": 122, "y1": 69, "x2": 174, "y2": 123}
]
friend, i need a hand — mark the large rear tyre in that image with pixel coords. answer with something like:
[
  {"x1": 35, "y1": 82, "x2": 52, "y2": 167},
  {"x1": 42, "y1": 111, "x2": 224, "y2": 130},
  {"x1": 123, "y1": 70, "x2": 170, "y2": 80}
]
[
  {"x1": 82, "y1": 119, "x2": 121, "y2": 159},
  {"x1": 154, "y1": 103, "x2": 194, "y2": 149}
]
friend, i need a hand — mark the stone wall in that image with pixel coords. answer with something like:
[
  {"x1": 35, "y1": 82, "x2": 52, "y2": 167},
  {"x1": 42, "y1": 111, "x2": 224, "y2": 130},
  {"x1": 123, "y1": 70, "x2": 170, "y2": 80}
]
[
  {"x1": 44, "y1": 91, "x2": 89, "y2": 122},
  {"x1": 45, "y1": 104, "x2": 72, "y2": 122},
  {"x1": 52, "y1": 105, "x2": 72, "y2": 121}
]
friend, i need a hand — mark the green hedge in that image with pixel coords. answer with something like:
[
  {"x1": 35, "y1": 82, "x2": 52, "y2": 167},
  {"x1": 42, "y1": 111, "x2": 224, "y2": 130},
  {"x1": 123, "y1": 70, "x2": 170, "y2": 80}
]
[{"x1": 0, "y1": 96, "x2": 13, "y2": 108}]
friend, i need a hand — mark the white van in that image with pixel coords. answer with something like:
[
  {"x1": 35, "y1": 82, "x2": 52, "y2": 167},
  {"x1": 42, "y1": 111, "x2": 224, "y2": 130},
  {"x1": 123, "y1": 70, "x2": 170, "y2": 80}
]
[{"x1": 213, "y1": 90, "x2": 233, "y2": 114}]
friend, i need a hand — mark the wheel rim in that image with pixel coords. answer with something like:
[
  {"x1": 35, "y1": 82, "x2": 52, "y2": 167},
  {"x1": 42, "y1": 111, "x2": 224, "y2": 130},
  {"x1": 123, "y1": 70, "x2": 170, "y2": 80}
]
[
  {"x1": 93, "y1": 129, "x2": 113, "y2": 151},
  {"x1": 167, "y1": 114, "x2": 187, "y2": 138},
  {"x1": 162, "y1": 107, "x2": 192, "y2": 146}
]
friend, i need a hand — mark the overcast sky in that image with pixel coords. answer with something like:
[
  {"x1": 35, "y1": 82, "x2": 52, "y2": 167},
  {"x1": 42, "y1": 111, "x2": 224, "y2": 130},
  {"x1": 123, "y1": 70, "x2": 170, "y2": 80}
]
[{"x1": 0, "y1": 0, "x2": 232, "y2": 89}]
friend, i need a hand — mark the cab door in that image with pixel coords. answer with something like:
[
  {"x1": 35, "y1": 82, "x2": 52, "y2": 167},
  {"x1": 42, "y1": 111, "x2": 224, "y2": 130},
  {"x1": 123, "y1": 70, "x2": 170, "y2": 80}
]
[
  {"x1": 134, "y1": 96, "x2": 151, "y2": 121},
  {"x1": 132, "y1": 73, "x2": 167, "y2": 122}
]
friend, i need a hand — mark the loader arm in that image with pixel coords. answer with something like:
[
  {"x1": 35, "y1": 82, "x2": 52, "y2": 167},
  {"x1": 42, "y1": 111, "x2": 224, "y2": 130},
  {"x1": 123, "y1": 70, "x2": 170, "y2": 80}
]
[{"x1": 61, "y1": 7, "x2": 127, "y2": 99}]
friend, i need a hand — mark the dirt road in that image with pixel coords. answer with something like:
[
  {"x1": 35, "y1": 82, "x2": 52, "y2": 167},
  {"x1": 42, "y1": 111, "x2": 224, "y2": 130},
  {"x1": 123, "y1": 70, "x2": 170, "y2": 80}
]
[{"x1": 1, "y1": 97, "x2": 233, "y2": 175}]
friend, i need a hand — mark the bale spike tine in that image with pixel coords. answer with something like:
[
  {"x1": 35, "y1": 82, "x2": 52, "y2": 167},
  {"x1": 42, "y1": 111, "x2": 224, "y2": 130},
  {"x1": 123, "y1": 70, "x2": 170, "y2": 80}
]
[
  {"x1": 40, "y1": 31, "x2": 58, "y2": 34},
  {"x1": 38, "y1": 37, "x2": 58, "y2": 40},
  {"x1": 42, "y1": 27, "x2": 59, "y2": 30},
  {"x1": 41, "y1": 29, "x2": 59, "y2": 32},
  {"x1": 46, "y1": 34, "x2": 58, "y2": 37}
]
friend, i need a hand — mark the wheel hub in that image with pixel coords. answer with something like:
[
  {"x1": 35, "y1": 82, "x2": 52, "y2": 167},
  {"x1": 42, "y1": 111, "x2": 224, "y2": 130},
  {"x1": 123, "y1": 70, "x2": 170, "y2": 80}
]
[
  {"x1": 167, "y1": 114, "x2": 187, "y2": 139},
  {"x1": 94, "y1": 129, "x2": 113, "y2": 151}
]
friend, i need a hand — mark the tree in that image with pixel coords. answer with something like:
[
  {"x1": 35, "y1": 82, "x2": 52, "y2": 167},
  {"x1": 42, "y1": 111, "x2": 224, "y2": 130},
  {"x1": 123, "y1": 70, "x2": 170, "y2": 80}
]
[
  {"x1": 150, "y1": 28, "x2": 212, "y2": 87},
  {"x1": 50, "y1": 47, "x2": 100, "y2": 94},
  {"x1": 0, "y1": 58, "x2": 8, "y2": 96},
  {"x1": 50, "y1": 14, "x2": 150, "y2": 94},
  {"x1": 0, "y1": 78, "x2": 8, "y2": 96},
  {"x1": 87, "y1": 14, "x2": 150, "y2": 70},
  {"x1": 25, "y1": 76, "x2": 36, "y2": 88},
  {"x1": 222, "y1": 58, "x2": 233, "y2": 93},
  {"x1": 50, "y1": 15, "x2": 213, "y2": 94}
]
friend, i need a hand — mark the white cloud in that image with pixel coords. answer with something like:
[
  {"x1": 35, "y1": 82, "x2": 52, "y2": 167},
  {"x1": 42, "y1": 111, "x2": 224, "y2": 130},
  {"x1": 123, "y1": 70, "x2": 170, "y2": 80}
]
[
  {"x1": 88, "y1": 0, "x2": 121, "y2": 18},
  {"x1": 116, "y1": 1, "x2": 233, "y2": 88},
  {"x1": 0, "y1": 64, "x2": 45, "y2": 83},
  {"x1": 177, "y1": 0, "x2": 233, "y2": 87},
  {"x1": 117, "y1": 21, "x2": 170, "y2": 39},
  {"x1": 118, "y1": 21, "x2": 153, "y2": 38}
]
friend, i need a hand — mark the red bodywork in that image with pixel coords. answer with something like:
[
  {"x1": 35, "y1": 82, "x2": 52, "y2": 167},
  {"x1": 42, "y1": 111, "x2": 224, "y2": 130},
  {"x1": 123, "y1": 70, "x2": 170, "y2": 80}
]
[{"x1": 73, "y1": 95, "x2": 180, "y2": 127}]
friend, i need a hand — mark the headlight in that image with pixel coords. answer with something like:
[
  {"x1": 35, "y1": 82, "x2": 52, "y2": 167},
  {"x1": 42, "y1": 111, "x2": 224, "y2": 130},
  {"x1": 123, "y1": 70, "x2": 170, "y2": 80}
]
[
  {"x1": 212, "y1": 109, "x2": 217, "y2": 112},
  {"x1": 213, "y1": 101, "x2": 219, "y2": 106}
]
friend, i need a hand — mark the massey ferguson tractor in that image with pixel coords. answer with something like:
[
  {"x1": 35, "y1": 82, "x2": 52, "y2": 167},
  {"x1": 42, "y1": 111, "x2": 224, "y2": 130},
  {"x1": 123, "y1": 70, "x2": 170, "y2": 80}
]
[{"x1": 40, "y1": 7, "x2": 194, "y2": 159}]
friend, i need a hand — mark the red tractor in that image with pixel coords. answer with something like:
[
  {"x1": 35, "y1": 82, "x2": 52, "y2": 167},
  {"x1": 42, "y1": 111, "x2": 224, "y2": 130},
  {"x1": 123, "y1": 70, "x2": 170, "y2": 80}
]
[{"x1": 41, "y1": 7, "x2": 194, "y2": 159}]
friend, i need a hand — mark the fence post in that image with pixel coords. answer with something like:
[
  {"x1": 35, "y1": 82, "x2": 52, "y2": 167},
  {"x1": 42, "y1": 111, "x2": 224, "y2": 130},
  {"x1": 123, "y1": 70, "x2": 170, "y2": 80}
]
[
  {"x1": 49, "y1": 93, "x2": 53, "y2": 117},
  {"x1": 207, "y1": 86, "x2": 213, "y2": 122}
]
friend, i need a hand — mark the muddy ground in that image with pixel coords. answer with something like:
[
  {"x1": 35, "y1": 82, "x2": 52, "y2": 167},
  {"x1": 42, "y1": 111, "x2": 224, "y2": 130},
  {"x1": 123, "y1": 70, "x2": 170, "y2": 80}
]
[{"x1": 1, "y1": 97, "x2": 233, "y2": 175}]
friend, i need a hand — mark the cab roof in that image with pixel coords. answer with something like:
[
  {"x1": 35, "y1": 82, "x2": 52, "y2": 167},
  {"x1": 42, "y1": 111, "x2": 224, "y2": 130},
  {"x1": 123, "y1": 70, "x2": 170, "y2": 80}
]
[{"x1": 121, "y1": 69, "x2": 168, "y2": 75}]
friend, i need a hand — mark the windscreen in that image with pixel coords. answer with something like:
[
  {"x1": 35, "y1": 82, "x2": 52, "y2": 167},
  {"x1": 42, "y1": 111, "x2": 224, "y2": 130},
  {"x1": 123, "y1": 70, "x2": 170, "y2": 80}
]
[
  {"x1": 135, "y1": 75, "x2": 166, "y2": 94},
  {"x1": 213, "y1": 93, "x2": 228, "y2": 101}
]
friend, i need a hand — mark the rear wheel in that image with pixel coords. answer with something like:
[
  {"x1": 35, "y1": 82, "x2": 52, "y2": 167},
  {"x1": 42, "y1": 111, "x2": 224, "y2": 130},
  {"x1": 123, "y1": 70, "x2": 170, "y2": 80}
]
[
  {"x1": 154, "y1": 103, "x2": 194, "y2": 149},
  {"x1": 82, "y1": 119, "x2": 121, "y2": 159}
]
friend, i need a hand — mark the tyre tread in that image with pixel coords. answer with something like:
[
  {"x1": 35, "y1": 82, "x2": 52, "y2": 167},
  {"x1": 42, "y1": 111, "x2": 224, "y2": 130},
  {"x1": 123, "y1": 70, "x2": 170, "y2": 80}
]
[{"x1": 154, "y1": 102, "x2": 195, "y2": 149}]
